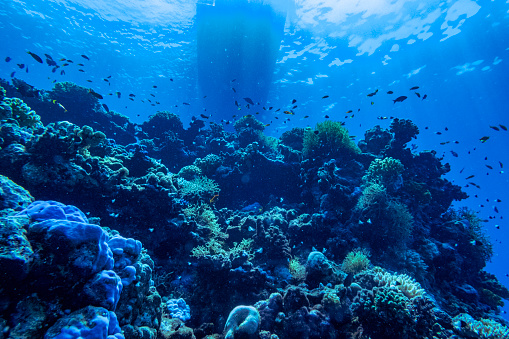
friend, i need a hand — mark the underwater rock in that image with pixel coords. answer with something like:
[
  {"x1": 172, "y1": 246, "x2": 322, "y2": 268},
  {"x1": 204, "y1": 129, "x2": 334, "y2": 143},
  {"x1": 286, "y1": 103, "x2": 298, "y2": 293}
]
[{"x1": 224, "y1": 305, "x2": 260, "y2": 339}]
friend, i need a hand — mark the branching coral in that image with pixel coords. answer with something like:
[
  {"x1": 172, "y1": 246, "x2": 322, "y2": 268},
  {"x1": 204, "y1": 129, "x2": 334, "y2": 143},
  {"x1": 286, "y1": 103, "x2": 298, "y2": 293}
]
[
  {"x1": 453, "y1": 313, "x2": 509, "y2": 338},
  {"x1": 341, "y1": 248, "x2": 371, "y2": 274},
  {"x1": 302, "y1": 121, "x2": 360, "y2": 158},
  {"x1": 363, "y1": 157, "x2": 404, "y2": 191},
  {"x1": 373, "y1": 269, "x2": 425, "y2": 299}
]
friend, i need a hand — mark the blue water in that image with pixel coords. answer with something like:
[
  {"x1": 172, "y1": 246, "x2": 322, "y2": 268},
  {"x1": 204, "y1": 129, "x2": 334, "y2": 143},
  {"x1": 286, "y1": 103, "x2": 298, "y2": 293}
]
[{"x1": 1, "y1": 0, "x2": 509, "y2": 316}]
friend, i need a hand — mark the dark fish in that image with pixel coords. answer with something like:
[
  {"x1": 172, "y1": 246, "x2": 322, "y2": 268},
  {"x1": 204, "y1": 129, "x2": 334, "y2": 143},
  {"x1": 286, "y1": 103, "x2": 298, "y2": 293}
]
[
  {"x1": 129, "y1": 94, "x2": 135, "y2": 97},
  {"x1": 422, "y1": 94, "x2": 427, "y2": 100},
  {"x1": 88, "y1": 89, "x2": 103, "y2": 99},
  {"x1": 486, "y1": 165, "x2": 493, "y2": 170},
  {"x1": 324, "y1": 115, "x2": 330, "y2": 118},
  {"x1": 102, "y1": 103, "x2": 109, "y2": 112},
  {"x1": 44, "y1": 54, "x2": 53, "y2": 59},
  {"x1": 490, "y1": 126, "x2": 500, "y2": 131},
  {"x1": 86, "y1": 80, "x2": 92, "y2": 82},
  {"x1": 494, "y1": 206, "x2": 499, "y2": 213},
  {"x1": 150, "y1": 94, "x2": 155, "y2": 97},
  {"x1": 451, "y1": 151, "x2": 458, "y2": 157},
  {"x1": 51, "y1": 66, "x2": 58, "y2": 73},
  {"x1": 292, "y1": 99, "x2": 297, "y2": 104},
  {"x1": 466, "y1": 175, "x2": 475, "y2": 179},
  {"x1": 387, "y1": 91, "x2": 393, "y2": 94},
  {"x1": 269, "y1": 107, "x2": 273, "y2": 110},
  {"x1": 77, "y1": 63, "x2": 84, "y2": 66},
  {"x1": 244, "y1": 97, "x2": 255, "y2": 105},
  {"x1": 469, "y1": 182, "x2": 481, "y2": 188},
  {"x1": 183, "y1": 102, "x2": 190, "y2": 105},
  {"x1": 415, "y1": 92, "x2": 421, "y2": 98},
  {"x1": 5, "y1": 57, "x2": 11, "y2": 62},
  {"x1": 234, "y1": 100, "x2": 239, "y2": 107},
  {"x1": 393, "y1": 96, "x2": 407, "y2": 103},
  {"x1": 275, "y1": 108, "x2": 280, "y2": 112},
  {"x1": 129, "y1": 98, "x2": 134, "y2": 101},
  {"x1": 67, "y1": 60, "x2": 73, "y2": 63},
  {"x1": 479, "y1": 136, "x2": 490, "y2": 143},
  {"x1": 200, "y1": 114, "x2": 209, "y2": 119},
  {"x1": 78, "y1": 69, "x2": 85, "y2": 72},
  {"x1": 27, "y1": 51, "x2": 43, "y2": 63},
  {"x1": 500, "y1": 124, "x2": 508, "y2": 131},
  {"x1": 410, "y1": 86, "x2": 419, "y2": 90},
  {"x1": 322, "y1": 95, "x2": 329, "y2": 99},
  {"x1": 500, "y1": 161, "x2": 504, "y2": 168},
  {"x1": 116, "y1": 92, "x2": 121, "y2": 98},
  {"x1": 17, "y1": 63, "x2": 25, "y2": 69},
  {"x1": 170, "y1": 78, "x2": 173, "y2": 81},
  {"x1": 81, "y1": 54, "x2": 90, "y2": 60},
  {"x1": 153, "y1": 85, "x2": 157, "y2": 88},
  {"x1": 367, "y1": 89, "x2": 378, "y2": 97},
  {"x1": 232, "y1": 87, "x2": 236, "y2": 93},
  {"x1": 283, "y1": 111, "x2": 294, "y2": 115},
  {"x1": 232, "y1": 79, "x2": 236, "y2": 82},
  {"x1": 60, "y1": 70, "x2": 65, "y2": 75},
  {"x1": 46, "y1": 58, "x2": 57, "y2": 66},
  {"x1": 107, "y1": 75, "x2": 111, "y2": 78},
  {"x1": 26, "y1": 67, "x2": 28, "y2": 73},
  {"x1": 292, "y1": 105, "x2": 298, "y2": 109},
  {"x1": 62, "y1": 63, "x2": 69, "y2": 66},
  {"x1": 343, "y1": 273, "x2": 353, "y2": 287},
  {"x1": 59, "y1": 58, "x2": 66, "y2": 61}
]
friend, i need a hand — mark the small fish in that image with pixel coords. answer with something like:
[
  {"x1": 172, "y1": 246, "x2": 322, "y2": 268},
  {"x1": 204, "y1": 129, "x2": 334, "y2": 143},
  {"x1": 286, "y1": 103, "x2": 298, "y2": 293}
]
[
  {"x1": 116, "y1": 92, "x2": 121, "y2": 98},
  {"x1": 129, "y1": 98, "x2": 134, "y2": 101},
  {"x1": 494, "y1": 206, "x2": 499, "y2": 213},
  {"x1": 67, "y1": 60, "x2": 73, "y2": 63},
  {"x1": 232, "y1": 79, "x2": 236, "y2": 82},
  {"x1": 304, "y1": 115, "x2": 309, "y2": 118},
  {"x1": 170, "y1": 78, "x2": 173, "y2": 81},
  {"x1": 102, "y1": 103, "x2": 109, "y2": 112},
  {"x1": 466, "y1": 175, "x2": 475, "y2": 180},
  {"x1": 26, "y1": 67, "x2": 29, "y2": 73},
  {"x1": 57, "y1": 103, "x2": 67, "y2": 111},
  {"x1": 244, "y1": 97, "x2": 255, "y2": 105},
  {"x1": 346, "y1": 110, "x2": 353, "y2": 114},
  {"x1": 490, "y1": 126, "x2": 500, "y2": 131},
  {"x1": 469, "y1": 182, "x2": 481, "y2": 188},
  {"x1": 367, "y1": 89, "x2": 378, "y2": 97},
  {"x1": 27, "y1": 51, "x2": 43, "y2": 63},
  {"x1": 183, "y1": 102, "x2": 190, "y2": 105},
  {"x1": 51, "y1": 66, "x2": 58, "y2": 73},
  {"x1": 17, "y1": 63, "x2": 25, "y2": 69},
  {"x1": 61, "y1": 70, "x2": 65, "y2": 75},
  {"x1": 499, "y1": 161, "x2": 504, "y2": 168},
  {"x1": 393, "y1": 96, "x2": 407, "y2": 103},
  {"x1": 78, "y1": 69, "x2": 85, "y2": 72},
  {"x1": 5, "y1": 57, "x2": 11, "y2": 62},
  {"x1": 387, "y1": 91, "x2": 393, "y2": 94},
  {"x1": 200, "y1": 114, "x2": 209, "y2": 119},
  {"x1": 86, "y1": 80, "x2": 92, "y2": 82},
  {"x1": 371, "y1": 101, "x2": 374, "y2": 105},
  {"x1": 269, "y1": 107, "x2": 273, "y2": 110},
  {"x1": 88, "y1": 89, "x2": 103, "y2": 99},
  {"x1": 275, "y1": 108, "x2": 281, "y2": 112},
  {"x1": 292, "y1": 99, "x2": 297, "y2": 104},
  {"x1": 422, "y1": 94, "x2": 427, "y2": 100},
  {"x1": 153, "y1": 85, "x2": 157, "y2": 88},
  {"x1": 77, "y1": 63, "x2": 84, "y2": 66},
  {"x1": 62, "y1": 63, "x2": 69, "y2": 66},
  {"x1": 377, "y1": 116, "x2": 389, "y2": 120},
  {"x1": 479, "y1": 136, "x2": 490, "y2": 143},
  {"x1": 322, "y1": 95, "x2": 329, "y2": 99},
  {"x1": 81, "y1": 54, "x2": 90, "y2": 60},
  {"x1": 324, "y1": 115, "x2": 330, "y2": 118},
  {"x1": 410, "y1": 86, "x2": 419, "y2": 90},
  {"x1": 292, "y1": 105, "x2": 298, "y2": 109},
  {"x1": 500, "y1": 124, "x2": 508, "y2": 131},
  {"x1": 451, "y1": 151, "x2": 458, "y2": 157},
  {"x1": 150, "y1": 94, "x2": 155, "y2": 97},
  {"x1": 486, "y1": 165, "x2": 493, "y2": 170},
  {"x1": 232, "y1": 87, "x2": 236, "y2": 93},
  {"x1": 59, "y1": 58, "x2": 66, "y2": 61},
  {"x1": 283, "y1": 111, "x2": 294, "y2": 115},
  {"x1": 264, "y1": 123, "x2": 270, "y2": 127},
  {"x1": 415, "y1": 92, "x2": 421, "y2": 98},
  {"x1": 129, "y1": 94, "x2": 135, "y2": 97}
]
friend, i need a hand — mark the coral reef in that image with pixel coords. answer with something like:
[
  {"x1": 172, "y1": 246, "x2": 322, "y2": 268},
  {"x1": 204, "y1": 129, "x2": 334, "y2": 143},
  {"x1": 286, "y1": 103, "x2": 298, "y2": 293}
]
[{"x1": 0, "y1": 80, "x2": 507, "y2": 338}]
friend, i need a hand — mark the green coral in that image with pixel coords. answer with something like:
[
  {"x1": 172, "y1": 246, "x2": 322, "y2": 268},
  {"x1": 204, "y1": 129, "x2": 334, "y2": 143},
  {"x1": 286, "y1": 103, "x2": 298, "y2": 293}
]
[
  {"x1": 177, "y1": 176, "x2": 220, "y2": 202},
  {"x1": 341, "y1": 248, "x2": 371, "y2": 274},
  {"x1": 302, "y1": 121, "x2": 360, "y2": 158},
  {"x1": 363, "y1": 157, "x2": 404, "y2": 190},
  {"x1": 233, "y1": 115, "x2": 265, "y2": 133}
]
